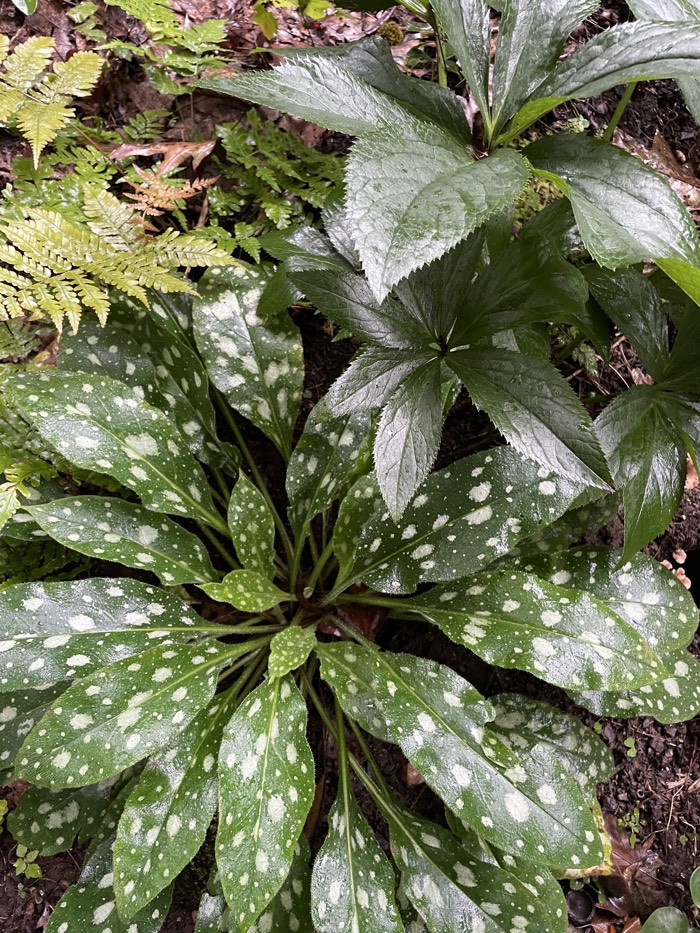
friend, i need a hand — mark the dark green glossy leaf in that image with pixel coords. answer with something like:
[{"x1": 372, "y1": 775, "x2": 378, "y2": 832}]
[
  {"x1": 640, "y1": 906, "x2": 690, "y2": 933},
  {"x1": 286, "y1": 400, "x2": 371, "y2": 536},
  {"x1": 345, "y1": 133, "x2": 528, "y2": 300},
  {"x1": 449, "y1": 346, "x2": 612, "y2": 489},
  {"x1": 228, "y1": 473, "x2": 275, "y2": 579},
  {"x1": 200, "y1": 570, "x2": 292, "y2": 611},
  {"x1": 114, "y1": 691, "x2": 236, "y2": 918},
  {"x1": 595, "y1": 385, "x2": 685, "y2": 560},
  {"x1": 268, "y1": 626, "x2": 316, "y2": 679},
  {"x1": 246, "y1": 837, "x2": 313, "y2": 933},
  {"x1": 311, "y1": 774, "x2": 402, "y2": 932},
  {"x1": 374, "y1": 358, "x2": 443, "y2": 520},
  {"x1": 45, "y1": 835, "x2": 171, "y2": 933},
  {"x1": 583, "y1": 266, "x2": 670, "y2": 378},
  {"x1": 0, "y1": 578, "x2": 226, "y2": 691},
  {"x1": 193, "y1": 264, "x2": 304, "y2": 459},
  {"x1": 431, "y1": 0, "x2": 491, "y2": 117},
  {"x1": 216, "y1": 676, "x2": 314, "y2": 930},
  {"x1": 349, "y1": 447, "x2": 589, "y2": 593},
  {"x1": 398, "y1": 570, "x2": 666, "y2": 691},
  {"x1": 319, "y1": 644, "x2": 602, "y2": 868},
  {"x1": 330, "y1": 475, "x2": 383, "y2": 587},
  {"x1": 7, "y1": 372, "x2": 222, "y2": 528},
  {"x1": 28, "y1": 496, "x2": 216, "y2": 585},
  {"x1": 326, "y1": 348, "x2": 434, "y2": 416},
  {"x1": 17, "y1": 639, "x2": 243, "y2": 788},
  {"x1": 526, "y1": 134, "x2": 700, "y2": 304}
]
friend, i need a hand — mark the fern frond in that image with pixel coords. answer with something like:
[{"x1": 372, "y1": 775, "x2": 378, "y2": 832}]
[
  {"x1": 1, "y1": 37, "x2": 53, "y2": 91},
  {"x1": 82, "y1": 186, "x2": 141, "y2": 249},
  {"x1": 40, "y1": 52, "x2": 104, "y2": 100},
  {"x1": 15, "y1": 100, "x2": 75, "y2": 166}
]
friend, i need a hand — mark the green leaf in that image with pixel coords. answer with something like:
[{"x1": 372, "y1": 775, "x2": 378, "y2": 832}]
[
  {"x1": 539, "y1": 21, "x2": 700, "y2": 101},
  {"x1": 595, "y1": 386, "x2": 685, "y2": 560},
  {"x1": 691, "y1": 864, "x2": 700, "y2": 908},
  {"x1": 345, "y1": 133, "x2": 529, "y2": 300},
  {"x1": 326, "y1": 348, "x2": 434, "y2": 415},
  {"x1": 8, "y1": 782, "x2": 111, "y2": 855},
  {"x1": 27, "y1": 496, "x2": 216, "y2": 585},
  {"x1": 46, "y1": 835, "x2": 171, "y2": 933},
  {"x1": 0, "y1": 578, "x2": 227, "y2": 692},
  {"x1": 431, "y1": 0, "x2": 491, "y2": 118},
  {"x1": 311, "y1": 773, "x2": 402, "y2": 932},
  {"x1": 228, "y1": 473, "x2": 276, "y2": 578},
  {"x1": 194, "y1": 893, "x2": 227, "y2": 933},
  {"x1": 491, "y1": 0, "x2": 598, "y2": 136},
  {"x1": 286, "y1": 401, "x2": 372, "y2": 537},
  {"x1": 526, "y1": 134, "x2": 700, "y2": 303},
  {"x1": 17, "y1": 639, "x2": 244, "y2": 788},
  {"x1": 0, "y1": 683, "x2": 66, "y2": 773},
  {"x1": 193, "y1": 264, "x2": 304, "y2": 459},
  {"x1": 448, "y1": 346, "x2": 612, "y2": 489},
  {"x1": 11, "y1": 0, "x2": 38, "y2": 14},
  {"x1": 268, "y1": 626, "x2": 317, "y2": 679},
  {"x1": 583, "y1": 266, "x2": 670, "y2": 379},
  {"x1": 330, "y1": 474, "x2": 384, "y2": 587},
  {"x1": 373, "y1": 358, "x2": 443, "y2": 519},
  {"x1": 349, "y1": 446, "x2": 590, "y2": 594},
  {"x1": 0, "y1": 485, "x2": 20, "y2": 531},
  {"x1": 8, "y1": 372, "x2": 223, "y2": 529},
  {"x1": 385, "y1": 805, "x2": 567, "y2": 933},
  {"x1": 641, "y1": 906, "x2": 690, "y2": 933},
  {"x1": 200, "y1": 570, "x2": 292, "y2": 611},
  {"x1": 114, "y1": 691, "x2": 236, "y2": 918},
  {"x1": 216, "y1": 675, "x2": 314, "y2": 931},
  {"x1": 398, "y1": 569, "x2": 666, "y2": 691},
  {"x1": 246, "y1": 836, "x2": 313, "y2": 933},
  {"x1": 319, "y1": 644, "x2": 602, "y2": 867},
  {"x1": 487, "y1": 693, "x2": 615, "y2": 794}
]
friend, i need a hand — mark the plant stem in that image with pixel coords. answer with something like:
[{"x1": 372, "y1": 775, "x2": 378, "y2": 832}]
[
  {"x1": 197, "y1": 522, "x2": 240, "y2": 571},
  {"x1": 214, "y1": 388, "x2": 294, "y2": 567},
  {"x1": 306, "y1": 537, "x2": 336, "y2": 594},
  {"x1": 602, "y1": 82, "x2": 637, "y2": 143},
  {"x1": 346, "y1": 716, "x2": 392, "y2": 799},
  {"x1": 211, "y1": 464, "x2": 232, "y2": 504},
  {"x1": 427, "y1": 6, "x2": 447, "y2": 88}
]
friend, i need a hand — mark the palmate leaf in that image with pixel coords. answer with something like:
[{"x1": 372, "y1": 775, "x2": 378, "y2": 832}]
[
  {"x1": 46, "y1": 835, "x2": 172, "y2": 933},
  {"x1": 311, "y1": 767, "x2": 402, "y2": 932},
  {"x1": 27, "y1": 496, "x2": 216, "y2": 585},
  {"x1": 347, "y1": 446, "x2": 589, "y2": 594},
  {"x1": 396, "y1": 569, "x2": 667, "y2": 692},
  {"x1": 216, "y1": 675, "x2": 314, "y2": 931},
  {"x1": 193, "y1": 264, "x2": 304, "y2": 460},
  {"x1": 200, "y1": 569, "x2": 292, "y2": 611},
  {"x1": 0, "y1": 683, "x2": 66, "y2": 774},
  {"x1": 8, "y1": 372, "x2": 224, "y2": 530},
  {"x1": 286, "y1": 400, "x2": 371, "y2": 537},
  {"x1": 431, "y1": 0, "x2": 491, "y2": 118},
  {"x1": 384, "y1": 804, "x2": 567, "y2": 933},
  {"x1": 319, "y1": 644, "x2": 602, "y2": 868},
  {"x1": 0, "y1": 578, "x2": 231, "y2": 692},
  {"x1": 526, "y1": 134, "x2": 700, "y2": 305},
  {"x1": 16, "y1": 639, "x2": 248, "y2": 788},
  {"x1": 228, "y1": 472, "x2": 276, "y2": 578},
  {"x1": 345, "y1": 132, "x2": 529, "y2": 300},
  {"x1": 326, "y1": 348, "x2": 434, "y2": 415},
  {"x1": 8, "y1": 781, "x2": 113, "y2": 855},
  {"x1": 448, "y1": 346, "x2": 612, "y2": 490},
  {"x1": 114, "y1": 689, "x2": 237, "y2": 918},
  {"x1": 595, "y1": 386, "x2": 686, "y2": 561}
]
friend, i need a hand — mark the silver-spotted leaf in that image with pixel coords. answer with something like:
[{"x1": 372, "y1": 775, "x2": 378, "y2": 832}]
[
  {"x1": 114, "y1": 690, "x2": 237, "y2": 918},
  {"x1": 268, "y1": 626, "x2": 317, "y2": 679},
  {"x1": 319, "y1": 644, "x2": 602, "y2": 868},
  {"x1": 311, "y1": 775, "x2": 402, "y2": 932},
  {"x1": 0, "y1": 683, "x2": 66, "y2": 773},
  {"x1": 193, "y1": 264, "x2": 303, "y2": 459},
  {"x1": 386, "y1": 805, "x2": 567, "y2": 933},
  {"x1": 28, "y1": 496, "x2": 216, "y2": 585},
  {"x1": 228, "y1": 472, "x2": 275, "y2": 578},
  {"x1": 46, "y1": 835, "x2": 171, "y2": 933},
  {"x1": 349, "y1": 447, "x2": 588, "y2": 594},
  {"x1": 398, "y1": 571, "x2": 667, "y2": 692},
  {"x1": 200, "y1": 570, "x2": 292, "y2": 611},
  {"x1": 8, "y1": 781, "x2": 113, "y2": 855},
  {"x1": 17, "y1": 639, "x2": 245, "y2": 788},
  {"x1": 488, "y1": 693, "x2": 615, "y2": 794},
  {"x1": 0, "y1": 578, "x2": 228, "y2": 692},
  {"x1": 330, "y1": 474, "x2": 383, "y2": 588},
  {"x1": 195, "y1": 893, "x2": 228, "y2": 932},
  {"x1": 286, "y1": 400, "x2": 371, "y2": 536},
  {"x1": 217, "y1": 675, "x2": 315, "y2": 931},
  {"x1": 7, "y1": 372, "x2": 223, "y2": 529},
  {"x1": 246, "y1": 836, "x2": 313, "y2": 933}
]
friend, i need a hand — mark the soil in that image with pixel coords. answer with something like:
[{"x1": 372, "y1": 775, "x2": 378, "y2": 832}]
[{"x1": 1, "y1": 0, "x2": 700, "y2": 931}]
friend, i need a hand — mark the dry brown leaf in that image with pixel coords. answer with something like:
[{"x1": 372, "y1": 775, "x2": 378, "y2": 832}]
[{"x1": 109, "y1": 140, "x2": 216, "y2": 174}]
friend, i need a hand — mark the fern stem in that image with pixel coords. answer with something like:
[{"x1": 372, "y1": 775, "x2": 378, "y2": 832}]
[
  {"x1": 213, "y1": 388, "x2": 294, "y2": 568},
  {"x1": 602, "y1": 82, "x2": 637, "y2": 143}
]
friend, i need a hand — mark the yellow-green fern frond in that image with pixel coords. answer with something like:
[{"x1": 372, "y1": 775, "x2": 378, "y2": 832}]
[{"x1": 0, "y1": 38, "x2": 103, "y2": 166}]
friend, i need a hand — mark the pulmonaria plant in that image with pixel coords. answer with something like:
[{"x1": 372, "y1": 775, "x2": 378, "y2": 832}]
[{"x1": 0, "y1": 262, "x2": 699, "y2": 933}]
